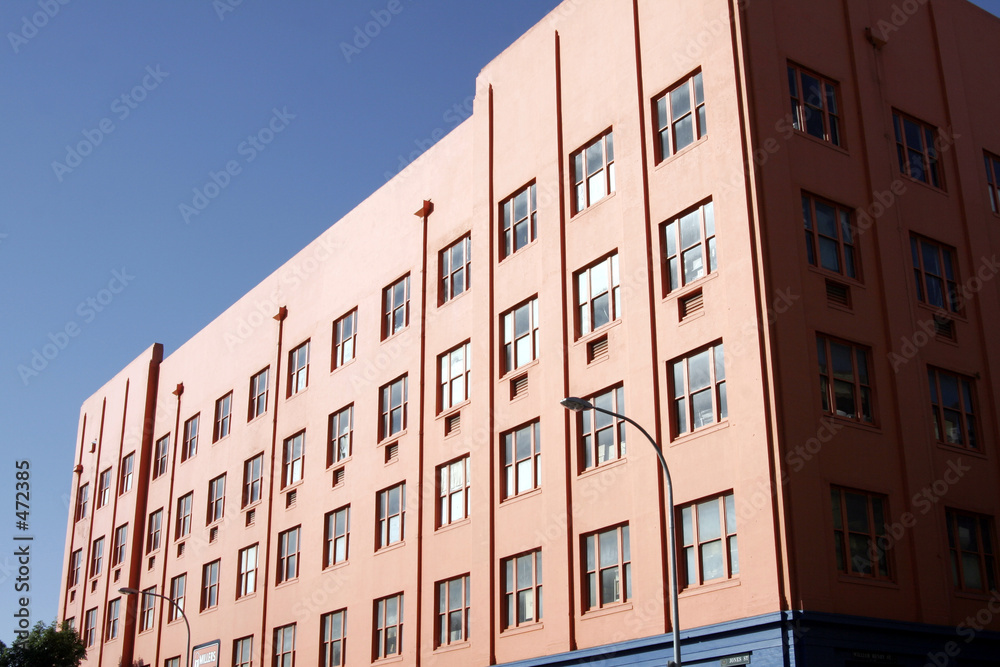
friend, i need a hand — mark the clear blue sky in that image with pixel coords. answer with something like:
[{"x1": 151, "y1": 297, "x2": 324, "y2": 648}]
[{"x1": 1, "y1": 0, "x2": 998, "y2": 646}]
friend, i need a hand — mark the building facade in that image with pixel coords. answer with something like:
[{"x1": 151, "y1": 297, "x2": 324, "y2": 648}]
[{"x1": 59, "y1": 0, "x2": 1000, "y2": 665}]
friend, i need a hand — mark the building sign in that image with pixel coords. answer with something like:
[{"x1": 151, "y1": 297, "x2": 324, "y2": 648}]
[
  {"x1": 721, "y1": 654, "x2": 752, "y2": 666},
  {"x1": 193, "y1": 640, "x2": 221, "y2": 667},
  {"x1": 850, "y1": 651, "x2": 897, "y2": 664}
]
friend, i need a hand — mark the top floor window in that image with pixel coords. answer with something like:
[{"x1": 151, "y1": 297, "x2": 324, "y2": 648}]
[
  {"x1": 893, "y1": 110, "x2": 943, "y2": 188},
  {"x1": 288, "y1": 341, "x2": 310, "y2": 397},
  {"x1": 383, "y1": 275, "x2": 410, "y2": 339},
  {"x1": 787, "y1": 64, "x2": 841, "y2": 146},
  {"x1": 656, "y1": 70, "x2": 707, "y2": 160},
  {"x1": 97, "y1": 469, "x2": 111, "y2": 509},
  {"x1": 213, "y1": 392, "x2": 232, "y2": 442},
  {"x1": 120, "y1": 453, "x2": 134, "y2": 494},
  {"x1": 501, "y1": 183, "x2": 537, "y2": 258},
  {"x1": 332, "y1": 310, "x2": 357, "y2": 370},
  {"x1": 182, "y1": 415, "x2": 199, "y2": 461},
  {"x1": 572, "y1": 131, "x2": 615, "y2": 214},
  {"x1": 248, "y1": 368, "x2": 269, "y2": 421},
  {"x1": 75, "y1": 483, "x2": 89, "y2": 522},
  {"x1": 441, "y1": 235, "x2": 471, "y2": 303},
  {"x1": 803, "y1": 193, "x2": 857, "y2": 280},
  {"x1": 153, "y1": 436, "x2": 169, "y2": 480}
]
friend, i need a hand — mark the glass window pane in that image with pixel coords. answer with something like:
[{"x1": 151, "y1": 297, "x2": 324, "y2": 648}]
[
  {"x1": 697, "y1": 500, "x2": 721, "y2": 540},
  {"x1": 688, "y1": 350, "x2": 711, "y2": 390},
  {"x1": 671, "y1": 82, "x2": 691, "y2": 119},
  {"x1": 701, "y1": 540, "x2": 724, "y2": 580}
]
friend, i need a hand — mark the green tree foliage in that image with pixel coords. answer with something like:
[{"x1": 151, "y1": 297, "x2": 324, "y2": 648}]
[{"x1": 0, "y1": 621, "x2": 86, "y2": 667}]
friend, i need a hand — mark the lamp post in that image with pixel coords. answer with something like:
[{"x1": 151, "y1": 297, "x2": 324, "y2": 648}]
[
  {"x1": 119, "y1": 587, "x2": 190, "y2": 667},
  {"x1": 560, "y1": 397, "x2": 681, "y2": 667}
]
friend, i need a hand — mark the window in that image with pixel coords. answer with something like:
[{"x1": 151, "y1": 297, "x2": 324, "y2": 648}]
[
  {"x1": 120, "y1": 453, "x2": 134, "y2": 493},
  {"x1": 947, "y1": 509, "x2": 998, "y2": 593},
  {"x1": 237, "y1": 544, "x2": 258, "y2": 598},
  {"x1": 248, "y1": 368, "x2": 269, "y2": 420},
  {"x1": 373, "y1": 593, "x2": 403, "y2": 660},
  {"x1": 139, "y1": 586, "x2": 156, "y2": 631},
  {"x1": 663, "y1": 200, "x2": 716, "y2": 293},
  {"x1": 97, "y1": 469, "x2": 111, "y2": 509},
  {"x1": 911, "y1": 235, "x2": 960, "y2": 314},
  {"x1": 201, "y1": 560, "x2": 220, "y2": 610},
  {"x1": 113, "y1": 524, "x2": 128, "y2": 566},
  {"x1": 437, "y1": 457, "x2": 470, "y2": 527},
  {"x1": 328, "y1": 405, "x2": 353, "y2": 466},
  {"x1": 277, "y1": 526, "x2": 300, "y2": 584},
  {"x1": 929, "y1": 368, "x2": 978, "y2": 449},
  {"x1": 321, "y1": 610, "x2": 346, "y2": 667},
  {"x1": 332, "y1": 310, "x2": 357, "y2": 370},
  {"x1": 817, "y1": 336, "x2": 874, "y2": 424},
  {"x1": 243, "y1": 454, "x2": 263, "y2": 507},
  {"x1": 671, "y1": 343, "x2": 727, "y2": 436},
  {"x1": 234, "y1": 636, "x2": 254, "y2": 667},
  {"x1": 802, "y1": 193, "x2": 858, "y2": 279},
  {"x1": 166, "y1": 658, "x2": 179, "y2": 667},
  {"x1": 576, "y1": 253, "x2": 620, "y2": 336},
  {"x1": 208, "y1": 474, "x2": 226, "y2": 524},
  {"x1": 147, "y1": 509, "x2": 162, "y2": 553},
  {"x1": 580, "y1": 386, "x2": 627, "y2": 469},
  {"x1": 377, "y1": 483, "x2": 406, "y2": 549},
  {"x1": 787, "y1": 64, "x2": 841, "y2": 146},
  {"x1": 986, "y1": 151, "x2": 1000, "y2": 213},
  {"x1": 169, "y1": 574, "x2": 186, "y2": 621},
  {"x1": 68, "y1": 549, "x2": 81, "y2": 587},
  {"x1": 503, "y1": 421, "x2": 541, "y2": 499},
  {"x1": 831, "y1": 486, "x2": 891, "y2": 579},
  {"x1": 153, "y1": 435, "x2": 169, "y2": 479},
  {"x1": 283, "y1": 431, "x2": 305, "y2": 488},
  {"x1": 324, "y1": 506, "x2": 350, "y2": 567},
  {"x1": 273, "y1": 624, "x2": 296, "y2": 667},
  {"x1": 502, "y1": 298, "x2": 539, "y2": 373},
  {"x1": 105, "y1": 598, "x2": 120, "y2": 640},
  {"x1": 182, "y1": 415, "x2": 199, "y2": 461},
  {"x1": 176, "y1": 492, "x2": 193, "y2": 539},
  {"x1": 83, "y1": 608, "x2": 97, "y2": 648},
  {"x1": 572, "y1": 131, "x2": 615, "y2": 213},
  {"x1": 439, "y1": 342, "x2": 471, "y2": 412},
  {"x1": 501, "y1": 183, "x2": 537, "y2": 258},
  {"x1": 75, "y1": 483, "x2": 89, "y2": 521},
  {"x1": 436, "y1": 575, "x2": 470, "y2": 647},
  {"x1": 90, "y1": 536, "x2": 104, "y2": 578},
  {"x1": 288, "y1": 341, "x2": 310, "y2": 397},
  {"x1": 680, "y1": 492, "x2": 738, "y2": 586},
  {"x1": 383, "y1": 275, "x2": 410, "y2": 339},
  {"x1": 379, "y1": 375, "x2": 408, "y2": 440},
  {"x1": 893, "y1": 110, "x2": 943, "y2": 188},
  {"x1": 655, "y1": 70, "x2": 707, "y2": 160},
  {"x1": 213, "y1": 392, "x2": 232, "y2": 442},
  {"x1": 502, "y1": 550, "x2": 542, "y2": 629},
  {"x1": 441, "y1": 235, "x2": 471, "y2": 302},
  {"x1": 583, "y1": 525, "x2": 631, "y2": 610}
]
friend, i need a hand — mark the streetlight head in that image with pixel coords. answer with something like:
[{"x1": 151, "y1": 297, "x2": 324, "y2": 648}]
[
  {"x1": 118, "y1": 587, "x2": 140, "y2": 595},
  {"x1": 560, "y1": 397, "x2": 593, "y2": 412}
]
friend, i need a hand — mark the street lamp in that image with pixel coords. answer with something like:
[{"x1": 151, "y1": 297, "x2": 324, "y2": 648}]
[
  {"x1": 560, "y1": 397, "x2": 681, "y2": 667},
  {"x1": 119, "y1": 587, "x2": 190, "y2": 667}
]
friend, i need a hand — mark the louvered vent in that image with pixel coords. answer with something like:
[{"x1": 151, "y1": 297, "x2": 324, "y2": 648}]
[
  {"x1": 510, "y1": 373, "x2": 528, "y2": 400},
  {"x1": 825, "y1": 279, "x2": 851, "y2": 308},
  {"x1": 679, "y1": 290, "x2": 704, "y2": 320},
  {"x1": 587, "y1": 335, "x2": 610, "y2": 363}
]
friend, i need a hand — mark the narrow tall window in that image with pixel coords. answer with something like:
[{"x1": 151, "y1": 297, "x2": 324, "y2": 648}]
[
  {"x1": 929, "y1": 367, "x2": 978, "y2": 450},
  {"x1": 277, "y1": 526, "x2": 300, "y2": 583},
  {"x1": 332, "y1": 310, "x2": 357, "y2": 370},
  {"x1": 153, "y1": 436, "x2": 169, "y2": 479},
  {"x1": 139, "y1": 587, "x2": 156, "y2": 631},
  {"x1": 501, "y1": 183, "x2": 537, "y2": 258},
  {"x1": 182, "y1": 414, "x2": 199, "y2": 461},
  {"x1": 655, "y1": 70, "x2": 707, "y2": 160},
  {"x1": 671, "y1": 342, "x2": 727, "y2": 436},
  {"x1": 787, "y1": 64, "x2": 841, "y2": 146},
  {"x1": 503, "y1": 421, "x2": 541, "y2": 499},
  {"x1": 817, "y1": 336, "x2": 874, "y2": 424},
  {"x1": 436, "y1": 575, "x2": 470, "y2": 647},
  {"x1": 213, "y1": 392, "x2": 232, "y2": 442},
  {"x1": 68, "y1": 549, "x2": 81, "y2": 587},
  {"x1": 571, "y1": 131, "x2": 615, "y2": 214},
  {"x1": 911, "y1": 235, "x2": 961, "y2": 314},
  {"x1": 377, "y1": 483, "x2": 406, "y2": 549},
  {"x1": 803, "y1": 193, "x2": 857, "y2": 279},
  {"x1": 437, "y1": 457, "x2": 470, "y2": 527},
  {"x1": 663, "y1": 200, "x2": 716, "y2": 293},
  {"x1": 105, "y1": 597, "x2": 120, "y2": 640},
  {"x1": 324, "y1": 506, "x2": 350, "y2": 567},
  {"x1": 986, "y1": 151, "x2": 1000, "y2": 213},
  {"x1": 379, "y1": 376, "x2": 408, "y2": 440},
  {"x1": 90, "y1": 536, "x2": 104, "y2": 578},
  {"x1": 175, "y1": 492, "x2": 192, "y2": 539},
  {"x1": 328, "y1": 405, "x2": 353, "y2": 466},
  {"x1": 893, "y1": 110, "x2": 943, "y2": 188},
  {"x1": 321, "y1": 610, "x2": 346, "y2": 667},
  {"x1": 207, "y1": 474, "x2": 226, "y2": 524},
  {"x1": 95, "y1": 468, "x2": 111, "y2": 510},
  {"x1": 75, "y1": 483, "x2": 89, "y2": 521},
  {"x1": 169, "y1": 574, "x2": 186, "y2": 621},
  {"x1": 831, "y1": 486, "x2": 891, "y2": 579},
  {"x1": 288, "y1": 341, "x2": 310, "y2": 397},
  {"x1": 273, "y1": 624, "x2": 296, "y2": 667},
  {"x1": 502, "y1": 550, "x2": 542, "y2": 629},
  {"x1": 233, "y1": 637, "x2": 253, "y2": 667},
  {"x1": 237, "y1": 544, "x2": 258, "y2": 598},
  {"x1": 439, "y1": 342, "x2": 471, "y2": 412},
  {"x1": 113, "y1": 524, "x2": 128, "y2": 566},
  {"x1": 243, "y1": 454, "x2": 263, "y2": 507},
  {"x1": 680, "y1": 492, "x2": 738, "y2": 587},
  {"x1": 373, "y1": 594, "x2": 403, "y2": 660},
  {"x1": 248, "y1": 368, "x2": 269, "y2": 421},
  {"x1": 283, "y1": 431, "x2": 305, "y2": 488},
  {"x1": 947, "y1": 509, "x2": 998, "y2": 593},
  {"x1": 120, "y1": 453, "x2": 134, "y2": 494},
  {"x1": 146, "y1": 509, "x2": 162, "y2": 553},
  {"x1": 502, "y1": 298, "x2": 539, "y2": 373},
  {"x1": 583, "y1": 525, "x2": 631, "y2": 610},
  {"x1": 576, "y1": 253, "x2": 620, "y2": 336},
  {"x1": 201, "y1": 560, "x2": 220, "y2": 610},
  {"x1": 441, "y1": 235, "x2": 471, "y2": 302},
  {"x1": 580, "y1": 385, "x2": 627, "y2": 470},
  {"x1": 83, "y1": 608, "x2": 97, "y2": 648},
  {"x1": 383, "y1": 275, "x2": 410, "y2": 339}
]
